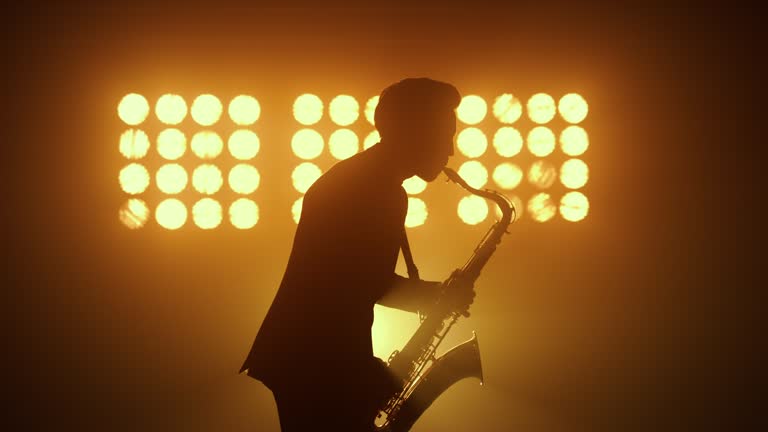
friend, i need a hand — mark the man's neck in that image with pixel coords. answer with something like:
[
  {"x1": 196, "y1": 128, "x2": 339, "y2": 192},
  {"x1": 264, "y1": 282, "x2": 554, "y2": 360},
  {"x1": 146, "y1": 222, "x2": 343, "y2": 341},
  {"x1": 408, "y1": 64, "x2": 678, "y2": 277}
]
[{"x1": 368, "y1": 140, "x2": 417, "y2": 184}]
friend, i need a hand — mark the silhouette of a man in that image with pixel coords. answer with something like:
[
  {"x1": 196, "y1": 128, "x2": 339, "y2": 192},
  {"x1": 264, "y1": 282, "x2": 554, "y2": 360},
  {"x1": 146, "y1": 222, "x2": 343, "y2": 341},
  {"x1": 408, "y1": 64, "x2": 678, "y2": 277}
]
[{"x1": 240, "y1": 78, "x2": 474, "y2": 431}]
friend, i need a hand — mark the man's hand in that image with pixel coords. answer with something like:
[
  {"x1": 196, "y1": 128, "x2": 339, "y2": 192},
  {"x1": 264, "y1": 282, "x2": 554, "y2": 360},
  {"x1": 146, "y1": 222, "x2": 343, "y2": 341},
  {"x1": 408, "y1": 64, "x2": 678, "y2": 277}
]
[{"x1": 440, "y1": 270, "x2": 476, "y2": 317}]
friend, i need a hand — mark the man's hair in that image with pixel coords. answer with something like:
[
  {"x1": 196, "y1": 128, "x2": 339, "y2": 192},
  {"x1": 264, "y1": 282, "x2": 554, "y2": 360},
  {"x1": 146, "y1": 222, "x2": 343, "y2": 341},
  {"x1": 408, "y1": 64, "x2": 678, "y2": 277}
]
[{"x1": 374, "y1": 78, "x2": 461, "y2": 139}]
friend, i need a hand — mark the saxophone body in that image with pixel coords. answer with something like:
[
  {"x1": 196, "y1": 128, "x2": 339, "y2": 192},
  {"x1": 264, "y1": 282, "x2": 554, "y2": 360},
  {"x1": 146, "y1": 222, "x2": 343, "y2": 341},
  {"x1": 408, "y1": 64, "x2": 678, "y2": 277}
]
[{"x1": 375, "y1": 167, "x2": 516, "y2": 431}]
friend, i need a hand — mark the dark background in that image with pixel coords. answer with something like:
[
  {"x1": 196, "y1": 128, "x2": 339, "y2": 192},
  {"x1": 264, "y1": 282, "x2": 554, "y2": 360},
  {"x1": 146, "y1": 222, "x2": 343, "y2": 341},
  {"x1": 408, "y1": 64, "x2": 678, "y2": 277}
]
[{"x1": 7, "y1": 2, "x2": 759, "y2": 431}]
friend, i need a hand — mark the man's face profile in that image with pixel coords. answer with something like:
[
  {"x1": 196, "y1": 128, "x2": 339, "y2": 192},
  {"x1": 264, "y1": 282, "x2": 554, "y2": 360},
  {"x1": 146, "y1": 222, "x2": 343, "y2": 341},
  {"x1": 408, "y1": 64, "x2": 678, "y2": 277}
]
[{"x1": 409, "y1": 110, "x2": 457, "y2": 182}]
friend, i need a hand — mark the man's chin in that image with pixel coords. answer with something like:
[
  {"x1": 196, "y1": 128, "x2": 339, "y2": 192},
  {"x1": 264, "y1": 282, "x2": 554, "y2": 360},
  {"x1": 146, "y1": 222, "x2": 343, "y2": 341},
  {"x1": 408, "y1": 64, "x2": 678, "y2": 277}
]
[{"x1": 417, "y1": 169, "x2": 441, "y2": 182}]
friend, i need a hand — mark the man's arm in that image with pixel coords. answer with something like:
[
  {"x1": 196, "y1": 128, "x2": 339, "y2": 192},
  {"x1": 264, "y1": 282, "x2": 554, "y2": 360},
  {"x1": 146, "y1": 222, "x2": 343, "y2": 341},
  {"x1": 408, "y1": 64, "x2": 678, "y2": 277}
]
[{"x1": 376, "y1": 274, "x2": 442, "y2": 313}]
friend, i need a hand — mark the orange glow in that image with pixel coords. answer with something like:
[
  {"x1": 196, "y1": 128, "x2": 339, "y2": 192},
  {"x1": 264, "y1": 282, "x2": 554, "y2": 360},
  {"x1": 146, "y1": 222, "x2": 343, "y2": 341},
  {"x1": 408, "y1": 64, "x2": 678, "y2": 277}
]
[
  {"x1": 192, "y1": 164, "x2": 224, "y2": 195},
  {"x1": 119, "y1": 163, "x2": 150, "y2": 195},
  {"x1": 155, "y1": 163, "x2": 188, "y2": 194},
  {"x1": 402, "y1": 175, "x2": 427, "y2": 195},
  {"x1": 493, "y1": 94, "x2": 523, "y2": 124},
  {"x1": 192, "y1": 198, "x2": 223, "y2": 229},
  {"x1": 291, "y1": 197, "x2": 303, "y2": 224},
  {"x1": 526, "y1": 93, "x2": 557, "y2": 124},
  {"x1": 228, "y1": 164, "x2": 260, "y2": 194},
  {"x1": 157, "y1": 128, "x2": 186, "y2": 160},
  {"x1": 493, "y1": 127, "x2": 523, "y2": 157},
  {"x1": 527, "y1": 127, "x2": 556, "y2": 157},
  {"x1": 458, "y1": 161, "x2": 488, "y2": 189},
  {"x1": 456, "y1": 128, "x2": 488, "y2": 158},
  {"x1": 560, "y1": 159, "x2": 589, "y2": 189},
  {"x1": 155, "y1": 198, "x2": 187, "y2": 230},
  {"x1": 492, "y1": 163, "x2": 523, "y2": 190},
  {"x1": 329, "y1": 95, "x2": 360, "y2": 126},
  {"x1": 560, "y1": 191, "x2": 589, "y2": 222},
  {"x1": 528, "y1": 193, "x2": 556, "y2": 222},
  {"x1": 292, "y1": 129, "x2": 324, "y2": 160},
  {"x1": 117, "y1": 93, "x2": 149, "y2": 125},
  {"x1": 228, "y1": 130, "x2": 260, "y2": 160},
  {"x1": 527, "y1": 160, "x2": 557, "y2": 189},
  {"x1": 293, "y1": 94, "x2": 324, "y2": 125},
  {"x1": 558, "y1": 93, "x2": 588, "y2": 124},
  {"x1": 405, "y1": 197, "x2": 428, "y2": 227},
  {"x1": 457, "y1": 95, "x2": 487, "y2": 125},
  {"x1": 191, "y1": 94, "x2": 223, "y2": 126},
  {"x1": 365, "y1": 95, "x2": 379, "y2": 125},
  {"x1": 560, "y1": 126, "x2": 589, "y2": 156},
  {"x1": 328, "y1": 129, "x2": 359, "y2": 160},
  {"x1": 191, "y1": 131, "x2": 223, "y2": 159},
  {"x1": 458, "y1": 195, "x2": 488, "y2": 225},
  {"x1": 119, "y1": 129, "x2": 150, "y2": 159},
  {"x1": 292, "y1": 163, "x2": 322, "y2": 194},
  {"x1": 230, "y1": 198, "x2": 259, "y2": 229},
  {"x1": 364, "y1": 130, "x2": 380, "y2": 150},
  {"x1": 228, "y1": 95, "x2": 261, "y2": 125},
  {"x1": 155, "y1": 94, "x2": 187, "y2": 125},
  {"x1": 119, "y1": 198, "x2": 149, "y2": 229}
]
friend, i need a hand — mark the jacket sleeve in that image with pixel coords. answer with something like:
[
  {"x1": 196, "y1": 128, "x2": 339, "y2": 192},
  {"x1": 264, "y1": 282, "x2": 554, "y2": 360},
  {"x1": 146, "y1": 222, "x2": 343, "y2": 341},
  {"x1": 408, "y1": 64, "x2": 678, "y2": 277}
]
[{"x1": 377, "y1": 274, "x2": 442, "y2": 313}]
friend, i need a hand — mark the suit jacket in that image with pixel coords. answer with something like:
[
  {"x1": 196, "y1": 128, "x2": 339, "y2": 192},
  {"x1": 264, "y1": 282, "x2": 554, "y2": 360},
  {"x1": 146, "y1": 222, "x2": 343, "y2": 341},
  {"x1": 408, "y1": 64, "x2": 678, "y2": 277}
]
[{"x1": 240, "y1": 144, "x2": 434, "y2": 390}]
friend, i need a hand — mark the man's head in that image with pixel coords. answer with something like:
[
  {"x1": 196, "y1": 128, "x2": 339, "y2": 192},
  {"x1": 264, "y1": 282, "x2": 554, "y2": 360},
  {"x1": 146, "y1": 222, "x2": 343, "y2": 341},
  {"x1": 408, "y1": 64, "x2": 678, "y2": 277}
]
[{"x1": 374, "y1": 78, "x2": 461, "y2": 181}]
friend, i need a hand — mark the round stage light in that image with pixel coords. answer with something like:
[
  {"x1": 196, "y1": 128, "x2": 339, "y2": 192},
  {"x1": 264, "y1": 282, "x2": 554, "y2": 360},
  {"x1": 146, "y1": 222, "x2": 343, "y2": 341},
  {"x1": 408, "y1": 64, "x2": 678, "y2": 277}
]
[
  {"x1": 364, "y1": 130, "x2": 380, "y2": 150},
  {"x1": 228, "y1": 95, "x2": 261, "y2": 125},
  {"x1": 493, "y1": 94, "x2": 523, "y2": 124},
  {"x1": 229, "y1": 164, "x2": 260, "y2": 194},
  {"x1": 191, "y1": 94, "x2": 223, "y2": 126},
  {"x1": 192, "y1": 164, "x2": 223, "y2": 195},
  {"x1": 292, "y1": 197, "x2": 303, "y2": 224},
  {"x1": 119, "y1": 163, "x2": 150, "y2": 195},
  {"x1": 155, "y1": 163, "x2": 188, "y2": 194},
  {"x1": 526, "y1": 93, "x2": 556, "y2": 124},
  {"x1": 405, "y1": 197, "x2": 428, "y2": 227},
  {"x1": 119, "y1": 129, "x2": 150, "y2": 159},
  {"x1": 493, "y1": 127, "x2": 523, "y2": 157},
  {"x1": 191, "y1": 131, "x2": 223, "y2": 159},
  {"x1": 402, "y1": 175, "x2": 427, "y2": 195},
  {"x1": 293, "y1": 94, "x2": 324, "y2": 125},
  {"x1": 560, "y1": 126, "x2": 589, "y2": 156},
  {"x1": 560, "y1": 159, "x2": 589, "y2": 189},
  {"x1": 457, "y1": 95, "x2": 487, "y2": 125},
  {"x1": 156, "y1": 128, "x2": 186, "y2": 160},
  {"x1": 527, "y1": 127, "x2": 555, "y2": 157},
  {"x1": 292, "y1": 162, "x2": 322, "y2": 194},
  {"x1": 118, "y1": 93, "x2": 149, "y2": 125},
  {"x1": 558, "y1": 93, "x2": 588, "y2": 124},
  {"x1": 560, "y1": 191, "x2": 589, "y2": 222},
  {"x1": 230, "y1": 198, "x2": 259, "y2": 229},
  {"x1": 155, "y1": 198, "x2": 187, "y2": 230},
  {"x1": 458, "y1": 195, "x2": 488, "y2": 225},
  {"x1": 329, "y1": 129, "x2": 359, "y2": 160},
  {"x1": 155, "y1": 94, "x2": 187, "y2": 125},
  {"x1": 365, "y1": 95, "x2": 379, "y2": 125},
  {"x1": 291, "y1": 129, "x2": 324, "y2": 160},
  {"x1": 458, "y1": 160, "x2": 488, "y2": 189},
  {"x1": 228, "y1": 130, "x2": 260, "y2": 160},
  {"x1": 192, "y1": 198, "x2": 223, "y2": 229},
  {"x1": 119, "y1": 198, "x2": 149, "y2": 229},
  {"x1": 329, "y1": 95, "x2": 360, "y2": 126},
  {"x1": 528, "y1": 193, "x2": 556, "y2": 222},
  {"x1": 456, "y1": 128, "x2": 488, "y2": 158},
  {"x1": 492, "y1": 163, "x2": 523, "y2": 190},
  {"x1": 527, "y1": 160, "x2": 557, "y2": 189}
]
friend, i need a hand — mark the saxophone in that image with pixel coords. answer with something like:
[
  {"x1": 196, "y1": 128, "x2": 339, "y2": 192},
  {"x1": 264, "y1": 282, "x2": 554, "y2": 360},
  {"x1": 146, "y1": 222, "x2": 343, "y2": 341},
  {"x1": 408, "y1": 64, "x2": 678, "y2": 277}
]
[{"x1": 374, "y1": 167, "x2": 517, "y2": 431}]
